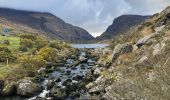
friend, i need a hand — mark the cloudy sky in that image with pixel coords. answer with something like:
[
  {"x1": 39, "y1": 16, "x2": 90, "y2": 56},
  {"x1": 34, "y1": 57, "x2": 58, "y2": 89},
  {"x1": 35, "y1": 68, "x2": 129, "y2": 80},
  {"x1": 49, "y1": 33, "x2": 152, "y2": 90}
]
[{"x1": 0, "y1": 0, "x2": 170, "y2": 37}]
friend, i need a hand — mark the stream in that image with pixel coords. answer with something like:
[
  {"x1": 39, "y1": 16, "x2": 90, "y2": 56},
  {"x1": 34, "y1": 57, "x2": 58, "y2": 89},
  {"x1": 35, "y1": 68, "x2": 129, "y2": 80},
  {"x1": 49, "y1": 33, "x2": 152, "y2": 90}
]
[
  {"x1": 0, "y1": 44, "x2": 108, "y2": 100},
  {"x1": 28, "y1": 51, "x2": 96, "y2": 100}
]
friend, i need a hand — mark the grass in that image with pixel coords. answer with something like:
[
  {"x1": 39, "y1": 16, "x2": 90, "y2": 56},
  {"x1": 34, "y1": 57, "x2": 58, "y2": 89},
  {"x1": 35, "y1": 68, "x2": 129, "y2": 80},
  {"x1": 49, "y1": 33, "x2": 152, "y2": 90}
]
[
  {"x1": 0, "y1": 36, "x2": 20, "y2": 49},
  {"x1": 0, "y1": 64, "x2": 15, "y2": 80}
]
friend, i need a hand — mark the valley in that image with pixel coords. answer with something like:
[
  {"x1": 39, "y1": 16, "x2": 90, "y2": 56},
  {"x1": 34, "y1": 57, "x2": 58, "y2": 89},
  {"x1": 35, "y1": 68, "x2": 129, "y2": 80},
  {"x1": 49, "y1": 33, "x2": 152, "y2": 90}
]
[{"x1": 0, "y1": 4, "x2": 170, "y2": 100}]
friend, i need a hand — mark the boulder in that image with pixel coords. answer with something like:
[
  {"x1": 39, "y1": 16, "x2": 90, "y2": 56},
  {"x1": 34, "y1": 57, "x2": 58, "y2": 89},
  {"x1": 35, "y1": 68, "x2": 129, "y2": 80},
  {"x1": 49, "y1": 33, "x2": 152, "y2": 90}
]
[
  {"x1": 17, "y1": 79, "x2": 42, "y2": 97},
  {"x1": 50, "y1": 86, "x2": 66, "y2": 98},
  {"x1": 112, "y1": 43, "x2": 133, "y2": 62}
]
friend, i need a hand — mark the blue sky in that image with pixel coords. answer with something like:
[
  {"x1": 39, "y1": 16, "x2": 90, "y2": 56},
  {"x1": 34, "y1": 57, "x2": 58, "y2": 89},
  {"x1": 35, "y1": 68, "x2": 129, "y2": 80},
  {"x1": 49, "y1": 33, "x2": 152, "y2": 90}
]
[{"x1": 0, "y1": 0, "x2": 170, "y2": 37}]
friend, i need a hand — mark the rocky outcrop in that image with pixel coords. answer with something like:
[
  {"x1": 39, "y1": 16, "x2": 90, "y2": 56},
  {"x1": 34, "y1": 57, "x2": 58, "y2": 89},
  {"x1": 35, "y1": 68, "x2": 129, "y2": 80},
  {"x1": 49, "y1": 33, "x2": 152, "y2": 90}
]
[
  {"x1": 112, "y1": 43, "x2": 133, "y2": 62},
  {"x1": 17, "y1": 79, "x2": 42, "y2": 97}
]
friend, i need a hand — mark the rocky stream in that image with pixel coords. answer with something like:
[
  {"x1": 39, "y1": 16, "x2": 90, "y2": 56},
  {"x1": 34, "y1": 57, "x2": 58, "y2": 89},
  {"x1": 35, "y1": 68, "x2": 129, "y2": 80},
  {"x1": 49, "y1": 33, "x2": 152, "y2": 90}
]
[{"x1": 0, "y1": 44, "x2": 108, "y2": 100}]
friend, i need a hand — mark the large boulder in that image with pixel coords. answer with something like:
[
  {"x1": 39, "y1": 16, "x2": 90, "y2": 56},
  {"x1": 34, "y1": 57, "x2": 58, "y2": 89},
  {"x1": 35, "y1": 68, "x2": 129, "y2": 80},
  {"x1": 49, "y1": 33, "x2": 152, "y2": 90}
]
[
  {"x1": 17, "y1": 79, "x2": 42, "y2": 97},
  {"x1": 112, "y1": 43, "x2": 133, "y2": 62}
]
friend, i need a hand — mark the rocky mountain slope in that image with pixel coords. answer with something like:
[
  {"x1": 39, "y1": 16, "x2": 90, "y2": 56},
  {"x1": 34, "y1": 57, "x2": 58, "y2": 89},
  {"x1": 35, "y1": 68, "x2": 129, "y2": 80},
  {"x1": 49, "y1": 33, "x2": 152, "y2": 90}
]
[
  {"x1": 86, "y1": 6, "x2": 170, "y2": 99},
  {"x1": 0, "y1": 8, "x2": 94, "y2": 43},
  {"x1": 96, "y1": 15, "x2": 149, "y2": 40}
]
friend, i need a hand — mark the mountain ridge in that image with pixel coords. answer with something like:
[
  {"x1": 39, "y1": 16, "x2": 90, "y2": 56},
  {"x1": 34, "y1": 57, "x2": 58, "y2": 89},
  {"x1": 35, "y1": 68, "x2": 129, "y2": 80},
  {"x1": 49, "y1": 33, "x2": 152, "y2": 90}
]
[
  {"x1": 0, "y1": 7, "x2": 94, "y2": 43},
  {"x1": 96, "y1": 14, "x2": 150, "y2": 40}
]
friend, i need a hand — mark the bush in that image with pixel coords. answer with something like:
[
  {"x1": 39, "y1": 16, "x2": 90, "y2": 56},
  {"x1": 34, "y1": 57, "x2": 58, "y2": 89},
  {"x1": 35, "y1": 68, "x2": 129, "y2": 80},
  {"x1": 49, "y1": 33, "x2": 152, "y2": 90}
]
[
  {"x1": 49, "y1": 40, "x2": 71, "y2": 50},
  {"x1": 34, "y1": 38, "x2": 48, "y2": 50},
  {"x1": 18, "y1": 55, "x2": 46, "y2": 70},
  {"x1": 1, "y1": 40, "x2": 10, "y2": 45},
  {"x1": 0, "y1": 46, "x2": 14, "y2": 62},
  {"x1": 19, "y1": 34, "x2": 36, "y2": 41},
  {"x1": 37, "y1": 47, "x2": 58, "y2": 62},
  {"x1": 20, "y1": 39, "x2": 34, "y2": 48},
  {"x1": 18, "y1": 45, "x2": 28, "y2": 52}
]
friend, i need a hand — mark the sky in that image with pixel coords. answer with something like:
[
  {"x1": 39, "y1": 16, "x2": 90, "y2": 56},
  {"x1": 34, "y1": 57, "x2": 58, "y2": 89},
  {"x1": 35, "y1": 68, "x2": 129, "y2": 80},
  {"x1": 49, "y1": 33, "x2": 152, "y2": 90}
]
[{"x1": 0, "y1": 0, "x2": 170, "y2": 37}]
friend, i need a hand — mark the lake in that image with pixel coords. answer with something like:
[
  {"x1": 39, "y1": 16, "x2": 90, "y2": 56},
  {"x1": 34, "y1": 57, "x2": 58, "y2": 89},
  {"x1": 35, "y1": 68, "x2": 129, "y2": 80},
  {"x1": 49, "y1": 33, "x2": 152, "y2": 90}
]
[{"x1": 71, "y1": 44, "x2": 108, "y2": 49}]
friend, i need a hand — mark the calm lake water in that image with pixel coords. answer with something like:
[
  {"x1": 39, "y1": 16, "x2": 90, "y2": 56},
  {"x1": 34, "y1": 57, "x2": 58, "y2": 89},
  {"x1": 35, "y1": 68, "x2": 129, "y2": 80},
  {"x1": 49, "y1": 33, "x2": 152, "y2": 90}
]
[{"x1": 71, "y1": 44, "x2": 108, "y2": 49}]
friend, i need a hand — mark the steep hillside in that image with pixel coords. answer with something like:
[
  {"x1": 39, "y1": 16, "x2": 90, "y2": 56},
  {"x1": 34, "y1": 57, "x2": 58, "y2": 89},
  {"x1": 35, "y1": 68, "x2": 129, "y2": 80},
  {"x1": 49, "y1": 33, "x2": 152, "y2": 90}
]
[
  {"x1": 96, "y1": 15, "x2": 149, "y2": 40},
  {"x1": 0, "y1": 8, "x2": 94, "y2": 43},
  {"x1": 86, "y1": 6, "x2": 170, "y2": 99}
]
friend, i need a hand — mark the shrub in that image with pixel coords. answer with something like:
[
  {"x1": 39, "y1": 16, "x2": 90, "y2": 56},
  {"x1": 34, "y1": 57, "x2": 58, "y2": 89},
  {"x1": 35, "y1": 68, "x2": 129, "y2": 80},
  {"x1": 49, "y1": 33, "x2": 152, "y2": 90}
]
[
  {"x1": 34, "y1": 38, "x2": 48, "y2": 50},
  {"x1": 1, "y1": 40, "x2": 10, "y2": 45},
  {"x1": 0, "y1": 46, "x2": 14, "y2": 62},
  {"x1": 18, "y1": 45, "x2": 28, "y2": 52},
  {"x1": 20, "y1": 39, "x2": 34, "y2": 48},
  {"x1": 37, "y1": 47, "x2": 58, "y2": 62},
  {"x1": 18, "y1": 55, "x2": 46, "y2": 70},
  {"x1": 19, "y1": 34, "x2": 36, "y2": 41}
]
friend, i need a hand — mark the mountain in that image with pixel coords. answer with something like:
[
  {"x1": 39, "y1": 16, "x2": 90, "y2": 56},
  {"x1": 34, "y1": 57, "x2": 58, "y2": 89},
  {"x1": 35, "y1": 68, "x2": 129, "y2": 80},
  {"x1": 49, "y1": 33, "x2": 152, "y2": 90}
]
[
  {"x1": 86, "y1": 6, "x2": 170, "y2": 99},
  {"x1": 0, "y1": 8, "x2": 94, "y2": 43},
  {"x1": 96, "y1": 15, "x2": 149, "y2": 40}
]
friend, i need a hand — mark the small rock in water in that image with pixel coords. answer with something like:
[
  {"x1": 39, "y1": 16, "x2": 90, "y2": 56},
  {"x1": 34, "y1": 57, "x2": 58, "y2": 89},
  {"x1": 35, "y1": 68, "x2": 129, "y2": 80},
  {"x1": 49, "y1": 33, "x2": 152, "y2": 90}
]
[
  {"x1": 66, "y1": 70, "x2": 71, "y2": 75},
  {"x1": 71, "y1": 67, "x2": 77, "y2": 70},
  {"x1": 46, "y1": 80, "x2": 55, "y2": 90},
  {"x1": 72, "y1": 75, "x2": 84, "y2": 81},
  {"x1": 62, "y1": 79, "x2": 72, "y2": 86},
  {"x1": 80, "y1": 64, "x2": 86, "y2": 70},
  {"x1": 55, "y1": 78, "x2": 61, "y2": 83}
]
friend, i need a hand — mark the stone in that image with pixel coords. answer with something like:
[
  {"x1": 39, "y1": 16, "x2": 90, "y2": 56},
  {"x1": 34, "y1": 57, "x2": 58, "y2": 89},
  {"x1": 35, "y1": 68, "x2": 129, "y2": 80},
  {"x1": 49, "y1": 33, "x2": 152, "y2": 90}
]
[
  {"x1": 46, "y1": 80, "x2": 55, "y2": 90},
  {"x1": 62, "y1": 79, "x2": 72, "y2": 86},
  {"x1": 66, "y1": 70, "x2": 71, "y2": 75},
  {"x1": 55, "y1": 78, "x2": 61, "y2": 83},
  {"x1": 136, "y1": 34, "x2": 155, "y2": 47},
  {"x1": 72, "y1": 75, "x2": 84, "y2": 81},
  {"x1": 112, "y1": 43, "x2": 133, "y2": 62},
  {"x1": 50, "y1": 86, "x2": 66, "y2": 98},
  {"x1": 17, "y1": 79, "x2": 42, "y2": 97},
  {"x1": 137, "y1": 55, "x2": 148, "y2": 64},
  {"x1": 152, "y1": 42, "x2": 165, "y2": 56},
  {"x1": 38, "y1": 67, "x2": 46, "y2": 74}
]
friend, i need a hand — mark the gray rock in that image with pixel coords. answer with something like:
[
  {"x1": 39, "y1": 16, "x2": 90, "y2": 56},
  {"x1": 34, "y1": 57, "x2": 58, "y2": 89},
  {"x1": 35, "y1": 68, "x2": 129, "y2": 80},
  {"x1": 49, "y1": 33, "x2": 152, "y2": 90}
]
[
  {"x1": 152, "y1": 42, "x2": 165, "y2": 56},
  {"x1": 46, "y1": 80, "x2": 55, "y2": 90},
  {"x1": 112, "y1": 43, "x2": 133, "y2": 62},
  {"x1": 50, "y1": 86, "x2": 66, "y2": 98},
  {"x1": 136, "y1": 26, "x2": 165, "y2": 48},
  {"x1": 17, "y1": 79, "x2": 42, "y2": 97},
  {"x1": 136, "y1": 33, "x2": 155, "y2": 47},
  {"x1": 37, "y1": 67, "x2": 46, "y2": 74}
]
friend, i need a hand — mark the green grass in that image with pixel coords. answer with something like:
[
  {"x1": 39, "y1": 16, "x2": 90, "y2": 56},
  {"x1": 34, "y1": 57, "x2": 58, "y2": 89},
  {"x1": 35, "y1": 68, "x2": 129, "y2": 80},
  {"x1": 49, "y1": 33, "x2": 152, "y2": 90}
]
[{"x1": 0, "y1": 36, "x2": 20, "y2": 49}]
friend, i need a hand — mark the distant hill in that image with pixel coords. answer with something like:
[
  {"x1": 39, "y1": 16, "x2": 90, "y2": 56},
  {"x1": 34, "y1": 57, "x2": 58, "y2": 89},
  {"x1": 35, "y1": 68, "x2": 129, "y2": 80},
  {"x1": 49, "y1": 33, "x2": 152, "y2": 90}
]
[
  {"x1": 0, "y1": 8, "x2": 94, "y2": 43},
  {"x1": 96, "y1": 15, "x2": 149, "y2": 40}
]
